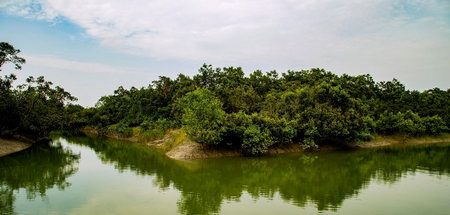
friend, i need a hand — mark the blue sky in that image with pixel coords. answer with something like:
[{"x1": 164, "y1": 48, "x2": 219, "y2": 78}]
[{"x1": 1, "y1": 0, "x2": 449, "y2": 106}]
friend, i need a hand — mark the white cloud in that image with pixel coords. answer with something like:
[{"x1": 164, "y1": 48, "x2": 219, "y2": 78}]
[
  {"x1": 1, "y1": 0, "x2": 450, "y2": 89},
  {"x1": 23, "y1": 54, "x2": 139, "y2": 74}
]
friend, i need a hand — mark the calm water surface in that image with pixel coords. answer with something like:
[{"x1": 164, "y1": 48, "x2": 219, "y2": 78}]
[{"x1": 1, "y1": 134, "x2": 449, "y2": 215}]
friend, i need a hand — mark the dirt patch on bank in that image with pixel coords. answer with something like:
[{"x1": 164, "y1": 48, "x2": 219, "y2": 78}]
[
  {"x1": 350, "y1": 134, "x2": 450, "y2": 149},
  {"x1": 167, "y1": 142, "x2": 241, "y2": 160},
  {"x1": 0, "y1": 138, "x2": 32, "y2": 157}
]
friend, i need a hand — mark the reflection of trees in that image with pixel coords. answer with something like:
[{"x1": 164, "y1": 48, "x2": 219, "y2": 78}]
[
  {"x1": 65, "y1": 134, "x2": 450, "y2": 215},
  {"x1": 0, "y1": 142, "x2": 80, "y2": 215}
]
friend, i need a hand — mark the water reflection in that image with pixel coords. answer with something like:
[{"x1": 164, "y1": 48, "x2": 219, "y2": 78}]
[
  {"x1": 0, "y1": 142, "x2": 80, "y2": 215},
  {"x1": 63, "y1": 134, "x2": 450, "y2": 215}
]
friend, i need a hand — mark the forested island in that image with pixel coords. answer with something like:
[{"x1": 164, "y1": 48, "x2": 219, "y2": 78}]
[{"x1": 1, "y1": 42, "x2": 449, "y2": 157}]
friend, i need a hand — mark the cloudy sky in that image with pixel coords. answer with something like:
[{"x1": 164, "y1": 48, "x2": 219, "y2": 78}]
[{"x1": 1, "y1": 0, "x2": 449, "y2": 106}]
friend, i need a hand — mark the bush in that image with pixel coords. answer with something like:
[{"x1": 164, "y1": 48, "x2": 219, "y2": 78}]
[
  {"x1": 253, "y1": 115, "x2": 296, "y2": 144},
  {"x1": 376, "y1": 111, "x2": 447, "y2": 136},
  {"x1": 175, "y1": 89, "x2": 225, "y2": 145},
  {"x1": 154, "y1": 118, "x2": 178, "y2": 131},
  {"x1": 362, "y1": 116, "x2": 376, "y2": 133},
  {"x1": 294, "y1": 103, "x2": 363, "y2": 143},
  {"x1": 376, "y1": 112, "x2": 404, "y2": 134},
  {"x1": 302, "y1": 137, "x2": 317, "y2": 150},
  {"x1": 139, "y1": 120, "x2": 152, "y2": 131},
  {"x1": 421, "y1": 116, "x2": 447, "y2": 135},
  {"x1": 139, "y1": 118, "x2": 178, "y2": 132},
  {"x1": 108, "y1": 122, "x2": 132, "y2": 138},
  {"x1": 241, "y1": 125, "x2": 273, "y2": 156},
  {"x1": 357, "y1": 132, "x2": 374, "y2": 142},
  {"x1": 222, "y1": 112, "x2": 296, "y2": 149}
]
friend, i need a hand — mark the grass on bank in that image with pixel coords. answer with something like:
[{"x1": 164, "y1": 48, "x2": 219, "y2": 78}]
[{"x1": 95, "y1": 123, "x2": 188, "y2": 151}]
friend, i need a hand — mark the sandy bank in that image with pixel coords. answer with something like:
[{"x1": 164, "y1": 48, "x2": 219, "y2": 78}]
[
  {"x1": 0, "y1": 138, "x2": 32, "y2": 157},
  {"x1": 351, "y1": 134, "x2": 450, "y2": 148}
]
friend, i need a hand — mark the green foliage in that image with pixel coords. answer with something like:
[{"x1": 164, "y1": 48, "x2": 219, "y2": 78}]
[
  {"x1": 175, "y1": 89, "x2": 225, "y2": 145},
  {"x1": 221, "y1": 112, "x2": 295, "y2": 155},
  {"x1": 0, "y1": 43, "x2": 77, "y2": 139},
  {"x1": 84, "y1": 64, "x2": 448, "y2": 155},
  {"x1": 0, "y1": 42, "x2": 26, "y2": 71},
  {"x1": 0, "y1": 74, "x2": 20, "y2": 133},
  {"x1": 154, "y1": 118, "x2": 178, "y2": 131},
  {"x1": 357, "y1": 133, "x2": 375, "y2": 142},
  {"x1": 376, "y1": 111, "x2": 447, "y2": 136},
  {"x1": 139, "y1": 120, "x2": 152, "y2": 131},
  {"x1": 138, "y1": 129, "x2": 165, "y2": 142},
  {"x1": 107, "y1": 123, "x2": 133, "y2": 138},
  {"x1": 302, "y1": 137, "x2": 317, "y2": 150},
  {"x1": 0, "y1": 74, "x2": 76, "y2": 138},
  {"x1": 15, "y1": 76, "x2": 77, "y2": 137},
  {"x1": 242, "y1": 125, "x2": 274, "y2": 156},
  {"x1": 421, "y1": 116, "x2": 448, "y2": 135},
  {"x1": 376, "y1": 112, "x2": 404, "y2": 135},
  {"x1": 140, "y1": 119, "x2": 178, "y2": 132}
]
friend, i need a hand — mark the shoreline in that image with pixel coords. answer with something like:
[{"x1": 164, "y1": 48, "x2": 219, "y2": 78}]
[
  {"x1": 81, "y1": 128, "x2": 450, "y2": 160},
  {"x1": 350, "y1": 134, "x2": 450, "y2": 149},
  {"x1": 0, "y1": 138, "x2": 32, "y2": 157}
]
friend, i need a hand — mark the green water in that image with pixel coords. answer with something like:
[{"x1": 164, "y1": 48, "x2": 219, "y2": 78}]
[{"x1": 1, "y1": 134, "x2": 449, "y2": 215}]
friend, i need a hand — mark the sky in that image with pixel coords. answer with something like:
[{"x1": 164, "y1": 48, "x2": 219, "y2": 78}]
[{"x1": 0, "y1": 0, "x2": 449, "y2": 107}]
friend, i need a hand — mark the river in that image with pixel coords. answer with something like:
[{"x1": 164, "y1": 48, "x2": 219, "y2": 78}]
[{"x1": 1, "y1": 134, "x2": 449, "y2": 214}]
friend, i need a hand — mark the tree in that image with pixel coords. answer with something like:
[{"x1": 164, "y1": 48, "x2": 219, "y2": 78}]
[
  {"x1": 0, "y1": 42, "x2": 26, "y2": 71},
  {"x1": 0, "y1": 74, "x2": 20, "y2": 134},
  {"x1": 14, "y1": 76, "x2": 77, "y2": 138},
  {"x1": 0, "y1": 42, "x2": 24, "y2": 135},
  {"x1": 242, "y1": 125, "x2": 273, "y2": 156},
  {"x1": 175, "y1": 89, "x2": 225, "y2": 145}
]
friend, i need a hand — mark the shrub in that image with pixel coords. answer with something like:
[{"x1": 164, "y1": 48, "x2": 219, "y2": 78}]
[
  {"x1": 357, "y1": 132, "x2": 374, "y2": 142},
  {"x1": 139, "y1": 120, "x2": 152, "y2": 131},
  {"x1": 241, "y1": 125, "x2": 274, "y2": 156},
  {"x1": 154, "y1": 118, "x2": 178, "y2": 131},
  {"x1": 376, "y1": 112, "x2": 404, "y2": 134},
  {"x1": 175, "y1": 89, "x2": 225, "y2": 145},
  {"x1": 376, "y1": 111, "x2": 447, "y2": 136},
  {"x1": 421, "y1": 116, "x2": 447, "y2": 135},
  {"x1": 108, "y1": 122, "x2": 132, "y2": 138},
  {"x1": 302, "y1": 137, "x2": 317, "y2": 150}
]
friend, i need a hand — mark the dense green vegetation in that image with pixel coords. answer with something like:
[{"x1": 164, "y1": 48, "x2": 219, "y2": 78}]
[
  {"x1": 0, "y1": 42, "x2": 76, "y2": 140},
  {"x1": 0, "y1": 42, "x2": 448, "y2": 154},
  {"x1": 74, "y1": 64, "x2": 448, "y2": 155}
]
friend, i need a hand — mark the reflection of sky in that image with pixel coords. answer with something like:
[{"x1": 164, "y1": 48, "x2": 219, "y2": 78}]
[
  {"x1": 1, "y1": 1, "x2": 449, "y2": 107},
  {"x1": 9, "y1": 139, "x2": 450, "y2": 215}
]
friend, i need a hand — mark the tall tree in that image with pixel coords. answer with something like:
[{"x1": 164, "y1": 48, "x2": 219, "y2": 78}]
[{"x1": 0, "y1": 42, "x2": 26, "y2": 71}]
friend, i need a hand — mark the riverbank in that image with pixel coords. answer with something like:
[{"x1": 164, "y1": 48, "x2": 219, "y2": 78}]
[
  {"x1": 351, "y1": 133, "x2": 450, "y2": 148},
  {"x1": 81, "y1": 128, "x2": 450, "y2": 160},
  {"x1": 163, "y1": 132, "x2": 450, "y2": 160},
  {"x1": 0, "y1": 138, "x2": 32, "y2": 157}
]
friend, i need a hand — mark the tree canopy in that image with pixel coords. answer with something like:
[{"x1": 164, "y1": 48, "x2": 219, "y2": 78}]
[
  {"x1": 0, "y1": 42, "x2": 76, "y2": 139},
  {"x1": 0, "y1": 42, "x2": 25, "y2": 71},
  {"x1": 73, "y1": 64, "x2": 448, "y2": 155}
]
